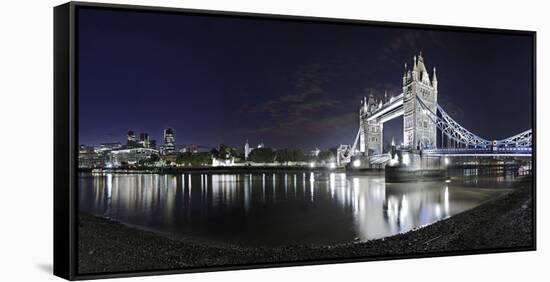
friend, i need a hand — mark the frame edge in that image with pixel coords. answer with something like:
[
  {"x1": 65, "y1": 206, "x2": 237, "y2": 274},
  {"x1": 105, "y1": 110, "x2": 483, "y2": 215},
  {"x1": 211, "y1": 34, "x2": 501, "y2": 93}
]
[
  {"x1": 60, "y1": 1, "x2": 537, "y2": 280},
  {"x1": 54, "y1": 2, "x2": 76, "y2": 280}
]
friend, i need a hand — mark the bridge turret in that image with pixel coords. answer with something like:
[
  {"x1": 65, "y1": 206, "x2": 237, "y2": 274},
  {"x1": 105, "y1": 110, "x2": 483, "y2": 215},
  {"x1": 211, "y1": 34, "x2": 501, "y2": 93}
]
[
  {"x1": 367, "y1": 91, "x2": 377, "y2": 113},
  {"x1": 417, "y1": 51, "x2": 428, "y2": 74},
  {"x1": 417, "y1": 51, "x2": 432, "y2": 85},
  {"x1": 402, "y1": 52, "x2": 438, "y2": 150},
  {"x1": 432, "y1": 67, "x2": 438, "y2": 89},
  {"x1": 359, "y1": 91, "x2": 383, "y2": 156},
  {"x1": 402, "y1": 63, "x2": 408, "y2": 85},
  {"x1": 412, "y1": 55, "x2": 418, "y2": 81}
]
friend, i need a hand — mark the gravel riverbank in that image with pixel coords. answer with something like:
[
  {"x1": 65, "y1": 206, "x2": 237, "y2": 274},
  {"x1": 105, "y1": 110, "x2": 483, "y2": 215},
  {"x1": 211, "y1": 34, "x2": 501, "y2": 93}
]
[{"x1": 78, "y1": 177, "x2": 533, "y2": 274}]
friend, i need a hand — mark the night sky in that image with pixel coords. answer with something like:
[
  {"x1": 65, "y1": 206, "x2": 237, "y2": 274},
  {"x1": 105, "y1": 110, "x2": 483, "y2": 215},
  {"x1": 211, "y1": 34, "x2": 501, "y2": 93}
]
[{"x1": 78, "y1": 7, "x2": 533, "y2": 150}]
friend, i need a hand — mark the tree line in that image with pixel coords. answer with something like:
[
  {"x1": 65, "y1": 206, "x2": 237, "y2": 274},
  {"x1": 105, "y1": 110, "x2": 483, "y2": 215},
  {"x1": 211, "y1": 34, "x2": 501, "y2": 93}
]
[
  {"x1": 174, "y1": 145, "x2": 336, "y2": 166},
  {"x1": 248, "y1": 148, "x2": 335, "y2": 164}
]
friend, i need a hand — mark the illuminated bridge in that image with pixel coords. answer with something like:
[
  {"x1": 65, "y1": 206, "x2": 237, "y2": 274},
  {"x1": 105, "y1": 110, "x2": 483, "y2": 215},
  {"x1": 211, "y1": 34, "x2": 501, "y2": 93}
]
[{"x1": 337, "y1": 52, "x2": 532, "y2": 167}]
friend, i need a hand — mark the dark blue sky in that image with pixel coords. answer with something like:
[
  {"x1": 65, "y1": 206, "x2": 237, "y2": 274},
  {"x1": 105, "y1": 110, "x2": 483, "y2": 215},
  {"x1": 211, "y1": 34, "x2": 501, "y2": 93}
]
[{"x1": 78, "y1": 7, "x2": 533, "y2": 150}]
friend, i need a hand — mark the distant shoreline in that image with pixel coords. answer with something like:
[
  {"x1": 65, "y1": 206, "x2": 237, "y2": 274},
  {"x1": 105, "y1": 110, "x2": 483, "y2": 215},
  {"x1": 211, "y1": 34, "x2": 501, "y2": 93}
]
[
  {"x1": 78, "y1": 176, "x2": 533, "y2": 274},
  {"x1": 78, "y1": 162, "x2": 525, "y2": 175},
  {"x1": 79, "y1": 165, "x2": 345, "y2": 174}
]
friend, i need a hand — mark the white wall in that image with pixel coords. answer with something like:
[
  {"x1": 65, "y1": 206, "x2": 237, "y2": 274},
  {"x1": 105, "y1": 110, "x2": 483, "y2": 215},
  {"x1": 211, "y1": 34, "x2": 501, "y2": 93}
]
[{"x1": 0, "y1": 0, "x2": 547, "y2": 281}]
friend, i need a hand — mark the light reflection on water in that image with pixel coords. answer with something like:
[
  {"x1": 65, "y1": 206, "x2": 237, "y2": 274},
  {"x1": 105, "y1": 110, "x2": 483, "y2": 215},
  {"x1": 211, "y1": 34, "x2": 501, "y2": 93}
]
[{"x1": 79, "y1": 170, "x2": 518, "y2": 247}]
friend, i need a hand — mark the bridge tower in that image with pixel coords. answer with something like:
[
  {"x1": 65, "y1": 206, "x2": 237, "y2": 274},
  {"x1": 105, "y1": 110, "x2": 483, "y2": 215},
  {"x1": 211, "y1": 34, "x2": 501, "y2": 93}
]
[
  {"x1": 402, "y1": 52, "x2": 438, "y2": 150},
  {"x1": 359, "y1": 91, "x2": 383, "y2": 155}
]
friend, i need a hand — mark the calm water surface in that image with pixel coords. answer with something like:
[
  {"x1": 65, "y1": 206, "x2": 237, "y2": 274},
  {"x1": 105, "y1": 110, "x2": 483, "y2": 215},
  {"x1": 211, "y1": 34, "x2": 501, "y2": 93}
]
[{"x1": 79, "y1": 169, "x2": 520, "y2": 247}]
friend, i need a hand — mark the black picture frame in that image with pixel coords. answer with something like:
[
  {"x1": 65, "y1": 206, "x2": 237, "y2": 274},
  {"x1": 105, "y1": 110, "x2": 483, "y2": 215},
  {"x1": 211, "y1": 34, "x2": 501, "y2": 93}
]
[{"x1": 54, "y1": 1, "x2": 537, "y2": 280}]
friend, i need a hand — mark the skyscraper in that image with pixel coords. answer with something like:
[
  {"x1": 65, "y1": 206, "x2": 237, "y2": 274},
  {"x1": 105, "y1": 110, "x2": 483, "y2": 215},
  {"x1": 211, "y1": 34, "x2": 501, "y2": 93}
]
[
  {"x1": 139, "y1": 133, "x2": 150, "y2": 148},
  {"x1": 127, "y1": 130, "x2": 136, "y2": 148},
  {"x1": 160, "y1": 128, "x2": 176, "y2": 155},
  {"x1": 163, "y1": 128, "x2": 175, "y2": 145}
]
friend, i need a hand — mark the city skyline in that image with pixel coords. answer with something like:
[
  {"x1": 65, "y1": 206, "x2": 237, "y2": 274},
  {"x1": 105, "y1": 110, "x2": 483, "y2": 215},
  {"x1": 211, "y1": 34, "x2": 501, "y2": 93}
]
[
  {"x1": 79, "y1": 127, "x2": 280, "y2": 150},
  {"x1": 78, "y1": 8, "x2": 533, "y2": 150}
]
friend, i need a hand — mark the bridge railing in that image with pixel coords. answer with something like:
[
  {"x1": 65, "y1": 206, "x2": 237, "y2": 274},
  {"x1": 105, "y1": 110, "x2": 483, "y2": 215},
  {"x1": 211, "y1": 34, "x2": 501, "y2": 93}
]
[
  {"x1": 423, "y1": 147, "x2": 532, "y2": 155},
  {"x1": 416, "y1": 96, "x2": 533, "y2": 150}
]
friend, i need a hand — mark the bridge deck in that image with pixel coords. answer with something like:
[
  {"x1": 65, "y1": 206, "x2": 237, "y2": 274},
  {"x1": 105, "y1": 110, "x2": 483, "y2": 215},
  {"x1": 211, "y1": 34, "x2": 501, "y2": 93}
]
[{"x1": 423, "y1": 147, "x2": 532, "y2": 156}]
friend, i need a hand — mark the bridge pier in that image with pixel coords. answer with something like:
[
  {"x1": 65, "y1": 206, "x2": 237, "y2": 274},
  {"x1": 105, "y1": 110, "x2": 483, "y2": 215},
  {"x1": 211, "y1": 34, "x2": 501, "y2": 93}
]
[
  {"x1": 344, "y1": 155, "x2": 384, "y2": 174},
  {"x1": 385, "y1": 150, "x2": 447, "y2": 182}
]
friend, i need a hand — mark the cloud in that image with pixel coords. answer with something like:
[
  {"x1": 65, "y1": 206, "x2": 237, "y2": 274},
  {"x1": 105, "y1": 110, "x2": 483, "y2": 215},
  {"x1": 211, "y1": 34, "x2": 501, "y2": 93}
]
[
  {"x1": 290, "y1": 99, "x2": 341, "y2": 113},
  {"x1": 236, "y1": 54, "x2": 413, "y2": 147},
  {"x1": 242, "y1": 61, "x2": 343, "y2": 117},
  {"x1": 378, "y1": 30, "x2": 449, "y2": 68},
  {"x1": 236, "y1": 61, "x2": 362, "y2": 144},
  {"x1": 239, "y1": 111, "x2": 357, "y2": 143},
  {"x1": 378, "y1": 31, "x2": 423, "y2": 66}
]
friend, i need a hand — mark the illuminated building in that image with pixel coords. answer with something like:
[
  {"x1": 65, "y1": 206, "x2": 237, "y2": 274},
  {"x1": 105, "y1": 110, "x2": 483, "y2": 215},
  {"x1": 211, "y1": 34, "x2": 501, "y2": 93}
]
[
  {"x1": 127, "y1": 130, "x2": 137, "y2": 148},
  {"x1": 78, "y1": 144, "x2": 102, "y2": 168},
  {"x1": 402, "y1": 52, "x2": 438, "y2": 149},
  {"x1": 160, "y1": 128, "x2": 176, "y2": 155},
  {"x1": 94, "y1": 142, "x2": 122, "y2": 153},
  {"x1": 139, "y1": 133, "x2": 151, "y2": 148},
  {"x1": 108, "y1": 147, "x2": 159, "y2": 167},
  {"x1": 179, "y1": 144, "x2": 199, "y2": 153}
]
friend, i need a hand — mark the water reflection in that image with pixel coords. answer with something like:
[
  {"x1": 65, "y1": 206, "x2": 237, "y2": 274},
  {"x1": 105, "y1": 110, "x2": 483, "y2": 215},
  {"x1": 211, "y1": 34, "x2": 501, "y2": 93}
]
[{"x1": 79, "y1": 169, "x2": 519, "y2": 247}]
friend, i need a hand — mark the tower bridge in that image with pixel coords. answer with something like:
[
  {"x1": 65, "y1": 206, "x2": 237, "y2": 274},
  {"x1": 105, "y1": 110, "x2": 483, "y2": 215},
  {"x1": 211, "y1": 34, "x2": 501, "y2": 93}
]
[{"x1": 337, "y1": 52, "x2": 532, "y2": 168}]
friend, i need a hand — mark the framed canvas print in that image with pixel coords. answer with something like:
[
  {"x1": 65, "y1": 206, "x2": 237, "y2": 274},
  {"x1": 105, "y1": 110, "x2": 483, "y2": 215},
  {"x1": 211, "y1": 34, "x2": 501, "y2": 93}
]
[{"x1": 54, "y1": 1, "x2": 536, "y2": 280}]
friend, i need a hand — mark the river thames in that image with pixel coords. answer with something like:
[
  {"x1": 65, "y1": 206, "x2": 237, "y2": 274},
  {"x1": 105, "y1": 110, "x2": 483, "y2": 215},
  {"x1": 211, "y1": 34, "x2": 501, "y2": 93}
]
[{"x1": 78, "y1": 169, "x2": 521, "y2": 247}]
